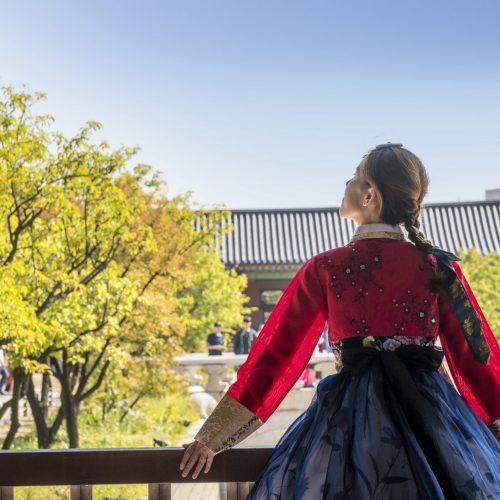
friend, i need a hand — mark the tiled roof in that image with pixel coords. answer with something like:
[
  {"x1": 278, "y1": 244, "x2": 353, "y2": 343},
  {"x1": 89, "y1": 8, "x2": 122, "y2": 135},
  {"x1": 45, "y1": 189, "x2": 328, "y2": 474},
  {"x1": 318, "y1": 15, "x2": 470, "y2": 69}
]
[{"x1": 209, "y1": 200, "x2": 500, "y2": 267}]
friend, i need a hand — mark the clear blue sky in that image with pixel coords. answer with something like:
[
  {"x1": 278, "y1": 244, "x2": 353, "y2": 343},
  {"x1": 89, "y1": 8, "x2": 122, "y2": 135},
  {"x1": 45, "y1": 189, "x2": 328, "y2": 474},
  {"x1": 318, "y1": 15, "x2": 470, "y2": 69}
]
[{"x1": 1, "y1": 0, "x2": 499, "y2": 208}]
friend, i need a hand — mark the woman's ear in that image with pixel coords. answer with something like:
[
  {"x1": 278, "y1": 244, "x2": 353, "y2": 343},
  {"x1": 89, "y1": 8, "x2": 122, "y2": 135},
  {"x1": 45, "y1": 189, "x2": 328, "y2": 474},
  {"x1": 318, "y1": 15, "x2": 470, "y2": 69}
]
[
  {"x1": 368, "y1": 187, "x2": 380, "y2": 205},
  {"x1": 363, "y1": 188, "x2": 374, "y2": 207}
]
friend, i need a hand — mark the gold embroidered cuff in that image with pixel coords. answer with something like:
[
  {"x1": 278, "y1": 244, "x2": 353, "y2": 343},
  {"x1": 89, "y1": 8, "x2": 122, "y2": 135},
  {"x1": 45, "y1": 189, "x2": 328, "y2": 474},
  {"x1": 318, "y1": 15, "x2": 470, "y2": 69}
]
[{"x1": 194, "y1": 394, "x2": 263, "y2": 454}]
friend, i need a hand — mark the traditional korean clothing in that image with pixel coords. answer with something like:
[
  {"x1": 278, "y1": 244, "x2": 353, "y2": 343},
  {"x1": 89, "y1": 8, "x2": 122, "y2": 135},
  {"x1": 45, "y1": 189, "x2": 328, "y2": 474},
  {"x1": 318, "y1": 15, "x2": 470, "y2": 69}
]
[{"x1": 195, "y1": 224, "x2": 500, "y2": 499}]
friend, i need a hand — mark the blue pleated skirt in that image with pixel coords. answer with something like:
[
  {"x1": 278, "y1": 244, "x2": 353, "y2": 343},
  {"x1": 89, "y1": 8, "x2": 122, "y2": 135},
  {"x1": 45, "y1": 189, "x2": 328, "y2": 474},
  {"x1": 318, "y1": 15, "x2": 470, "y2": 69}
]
[{"x1": 247, "y1": 358, "x2": 500, "y2": 499}]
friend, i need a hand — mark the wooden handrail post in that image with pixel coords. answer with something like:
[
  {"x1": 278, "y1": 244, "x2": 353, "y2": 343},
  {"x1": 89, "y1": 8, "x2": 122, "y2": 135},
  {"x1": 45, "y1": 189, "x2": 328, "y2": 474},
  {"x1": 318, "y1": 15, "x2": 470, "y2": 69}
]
[
  {"x1": 0, "y1": 486, "x2": 13, "y2": 500},
  {"x1": 226, "y1": 482, "x2": 251, "y2": 500},
  {"x1": 70, "y1": 484, "x2": 92, "y2": 499},
  {"x1": 148, "y1": 483, "x2": 171, "y2": 500}
]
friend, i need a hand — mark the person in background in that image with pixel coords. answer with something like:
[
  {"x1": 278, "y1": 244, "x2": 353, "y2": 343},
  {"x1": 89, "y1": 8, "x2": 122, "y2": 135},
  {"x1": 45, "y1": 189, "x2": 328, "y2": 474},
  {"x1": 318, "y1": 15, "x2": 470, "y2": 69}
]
[
  {"x1": 233, "y1": 316, "x2": 257, "y2": 355},
  {"x1": 300, "y1": 364, "x2": 317, "y2": 388},
  {"x1": 206, "y1": 321, "x2": 226, "y2": 356},
  {"x1": 0, "y1": 348, "x2": 9, "y2": 395},
  {"x1": 322, "y1": 325, "x2": 331, "y2": 352},
  {"x1": 317, "y1": 331, "x2": 326, "y2": 353},
  {"x1": 4, "y1": 365, "x2": 13, "y2": 394}
]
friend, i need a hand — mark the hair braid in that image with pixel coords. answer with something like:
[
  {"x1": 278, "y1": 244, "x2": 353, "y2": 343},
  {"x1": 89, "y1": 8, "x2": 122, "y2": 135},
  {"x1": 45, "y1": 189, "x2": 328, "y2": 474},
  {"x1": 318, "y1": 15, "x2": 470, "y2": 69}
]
[
  {"x1": 402, "y1": 205, "x2": 433, "y2": 253},
  {"x1": 362, "y1": 144, "x2": 455, "y2": 296},
  {"x1": 403, "y1": 206, "x2": 455, "y2": 293}
]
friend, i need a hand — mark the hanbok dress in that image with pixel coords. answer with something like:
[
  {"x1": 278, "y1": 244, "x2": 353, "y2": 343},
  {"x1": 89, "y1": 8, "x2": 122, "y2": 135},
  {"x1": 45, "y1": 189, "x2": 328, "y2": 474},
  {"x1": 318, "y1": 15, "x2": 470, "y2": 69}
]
[{"x1": 195, "y1": 223, "x2": 500, "y2": 499}]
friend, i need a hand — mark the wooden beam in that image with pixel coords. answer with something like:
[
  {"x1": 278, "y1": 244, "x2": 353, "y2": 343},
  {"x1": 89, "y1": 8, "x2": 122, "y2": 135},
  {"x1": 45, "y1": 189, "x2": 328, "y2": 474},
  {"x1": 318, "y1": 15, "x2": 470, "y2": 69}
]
[{"x1": 0, "y1": 447, "x2": 273, "y2": 486}]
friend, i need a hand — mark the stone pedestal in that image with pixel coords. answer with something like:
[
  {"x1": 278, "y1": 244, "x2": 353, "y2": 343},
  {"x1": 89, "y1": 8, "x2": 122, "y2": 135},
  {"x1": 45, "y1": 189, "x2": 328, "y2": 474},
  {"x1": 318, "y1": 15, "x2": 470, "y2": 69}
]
[
  {"x1": 174, "y1": 351, "x2": 336, "y2": 444},
  {"x1": 202, "y1": 364, "x2": 230, "y2": 401}
]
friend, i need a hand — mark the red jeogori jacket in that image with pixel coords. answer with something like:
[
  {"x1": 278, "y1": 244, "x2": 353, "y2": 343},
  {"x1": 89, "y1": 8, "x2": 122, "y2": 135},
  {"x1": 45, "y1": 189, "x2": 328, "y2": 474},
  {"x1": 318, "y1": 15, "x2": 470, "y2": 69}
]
[{"x1": 195, "y1": 233, "x2": 500, "y2": 453}]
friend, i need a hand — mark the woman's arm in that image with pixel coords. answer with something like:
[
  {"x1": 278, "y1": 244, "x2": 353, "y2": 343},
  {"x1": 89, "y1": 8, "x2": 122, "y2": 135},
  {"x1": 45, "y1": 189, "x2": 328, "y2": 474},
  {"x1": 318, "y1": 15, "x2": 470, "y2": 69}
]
[
  {"x1": 224, "y1": 257, "x2": 328, "y2": 424},
  {"x1": 180, "y1": 257, "x2": 328, "y2": 477},
  {"x1": 438, "y1": 261, "x2": 500, "y2": 424}
]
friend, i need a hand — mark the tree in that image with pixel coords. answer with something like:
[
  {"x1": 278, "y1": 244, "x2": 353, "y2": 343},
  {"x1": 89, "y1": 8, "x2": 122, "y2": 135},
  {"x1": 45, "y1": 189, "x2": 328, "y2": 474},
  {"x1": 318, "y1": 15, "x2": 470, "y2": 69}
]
[
  {"x1": 458, "y1": 249, "x2": 500, "y2": 341},
  {"x1": 0, "y1": 86, "x2": 249, "y2": 449},
  {"x1": 175, "y1": 248, "x2": 250, "y2": 352},
  {"x1": 0, "y1": 99, "x2": 147, "y2": 447}
]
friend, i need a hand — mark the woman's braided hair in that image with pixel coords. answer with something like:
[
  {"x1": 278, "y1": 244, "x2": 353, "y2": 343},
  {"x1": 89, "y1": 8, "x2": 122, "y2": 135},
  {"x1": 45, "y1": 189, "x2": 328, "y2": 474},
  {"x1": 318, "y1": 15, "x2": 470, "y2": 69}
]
[{"x1": 361, "y1": 144, "x2": 454, "y2": 293}]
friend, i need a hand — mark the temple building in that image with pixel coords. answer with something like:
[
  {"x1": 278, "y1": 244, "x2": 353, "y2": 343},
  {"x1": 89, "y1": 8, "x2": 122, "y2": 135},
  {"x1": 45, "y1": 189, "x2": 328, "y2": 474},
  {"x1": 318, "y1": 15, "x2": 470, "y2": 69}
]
[{"x1": 214, "y1": 199, "x2": 500, "y2": 326}]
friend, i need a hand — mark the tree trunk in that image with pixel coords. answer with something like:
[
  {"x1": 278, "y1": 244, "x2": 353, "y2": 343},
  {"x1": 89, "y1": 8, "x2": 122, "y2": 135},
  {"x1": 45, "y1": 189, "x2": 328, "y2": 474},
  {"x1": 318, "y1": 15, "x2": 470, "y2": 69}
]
[
  {"x1": 63, "y1": 395, "x2": 79, "y2": 448},
  {"x1": 46, "y1": 406, "x2": 65, "y2": 446},
  {"x1": 38, "y1": 348, "x2": 111, "y2": 449},
  {"x1": 27, "y1": 376, "x2": 49, "y2": 448},
  {"x1": 60, "y1": 352, "x2": 79, "y2": 448},
  {"x1": 41, "y1": 372, "x2": 51, "y2": 421},
  {"x1": 2, "y1": 368, "x2": 26, "y2": 449},
  {"x1": 0, "y1": 399, "x2": 13, "y2": 421},
  {"x1": 26, "y1": 368, "x2": 67, "y2": 448}
]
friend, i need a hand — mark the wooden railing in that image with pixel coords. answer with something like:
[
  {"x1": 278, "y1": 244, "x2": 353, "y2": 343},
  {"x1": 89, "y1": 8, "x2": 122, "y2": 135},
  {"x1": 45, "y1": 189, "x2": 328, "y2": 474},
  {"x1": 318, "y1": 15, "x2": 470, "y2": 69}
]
[{"x1": 0, "y1": 446, "x2": 273, "y2": 499}]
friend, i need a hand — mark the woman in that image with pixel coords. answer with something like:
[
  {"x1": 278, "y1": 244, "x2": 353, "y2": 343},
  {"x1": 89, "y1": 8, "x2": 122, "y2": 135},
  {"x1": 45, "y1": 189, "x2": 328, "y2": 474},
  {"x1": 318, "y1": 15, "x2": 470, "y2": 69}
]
[{"x1": 180, "y1": 144, "x2": 500, "y2": 498}]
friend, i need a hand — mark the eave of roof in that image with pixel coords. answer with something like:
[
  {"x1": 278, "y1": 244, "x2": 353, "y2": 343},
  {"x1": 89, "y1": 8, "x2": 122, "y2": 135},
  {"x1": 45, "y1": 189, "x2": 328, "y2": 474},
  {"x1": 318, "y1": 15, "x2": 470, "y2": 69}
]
[{"x1": 208, "y1": 200, "x2": 500, "y2": 266}]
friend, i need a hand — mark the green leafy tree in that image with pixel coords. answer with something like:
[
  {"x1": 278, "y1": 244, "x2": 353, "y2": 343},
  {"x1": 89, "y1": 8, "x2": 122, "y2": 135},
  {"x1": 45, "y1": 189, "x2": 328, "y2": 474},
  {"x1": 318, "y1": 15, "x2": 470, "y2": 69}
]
[
  {"x1": 176, "y1": 248, "x2": 250, "y2": 352},
  {"x1": 0, "y1": 97, "x2": 147, "y2": 447},
  {"x1": 458, "y1": 249, "x2": 500, "y2": 341},
  {"x1": 0, "y1": 86, "x2": 249, "y2": 449},
  {"x1": 94, "y1": 187, "x2": 249, "y2": 421}
]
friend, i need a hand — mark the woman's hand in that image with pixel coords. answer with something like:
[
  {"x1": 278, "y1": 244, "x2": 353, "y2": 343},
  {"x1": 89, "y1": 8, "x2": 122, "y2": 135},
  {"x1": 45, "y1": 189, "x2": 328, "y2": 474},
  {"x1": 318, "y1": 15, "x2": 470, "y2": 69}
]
[{"x1": 179, "y1": 440, "x2": 215, "y2": 479}]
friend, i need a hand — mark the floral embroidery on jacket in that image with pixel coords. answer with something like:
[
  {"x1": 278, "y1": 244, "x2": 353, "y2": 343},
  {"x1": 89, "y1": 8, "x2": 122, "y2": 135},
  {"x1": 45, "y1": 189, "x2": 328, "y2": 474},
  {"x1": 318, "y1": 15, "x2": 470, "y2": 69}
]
[
  {"x1": 391, "y1": 288, "x2": 437, "y2": 335},
  {"x1": 318, "y1": 239, "x2": 440, "y2": 340},
  {"x1": 320, "y1": 241, "x2": 385, "y2": 302}
]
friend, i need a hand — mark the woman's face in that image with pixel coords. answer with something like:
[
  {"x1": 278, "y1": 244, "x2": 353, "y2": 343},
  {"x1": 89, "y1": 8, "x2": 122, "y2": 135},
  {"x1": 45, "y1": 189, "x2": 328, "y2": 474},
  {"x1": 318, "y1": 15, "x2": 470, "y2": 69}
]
[{"x1": 340, "y1": 160, "x2": 381, "y2": 225}]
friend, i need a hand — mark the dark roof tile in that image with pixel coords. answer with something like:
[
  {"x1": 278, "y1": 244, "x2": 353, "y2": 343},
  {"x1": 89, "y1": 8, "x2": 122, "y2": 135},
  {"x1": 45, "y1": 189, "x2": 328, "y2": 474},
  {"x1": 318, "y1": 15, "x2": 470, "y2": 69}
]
[{"x1": 212, "y1": 200, "x2": 500, "y2": 266}]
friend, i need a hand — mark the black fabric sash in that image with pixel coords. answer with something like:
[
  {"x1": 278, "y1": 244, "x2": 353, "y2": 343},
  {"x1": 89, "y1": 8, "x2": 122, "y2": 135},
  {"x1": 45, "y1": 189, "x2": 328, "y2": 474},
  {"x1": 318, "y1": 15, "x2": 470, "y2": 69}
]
[{"x1": 341, "y1": 342, "x2": 455, "y2": 498}]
